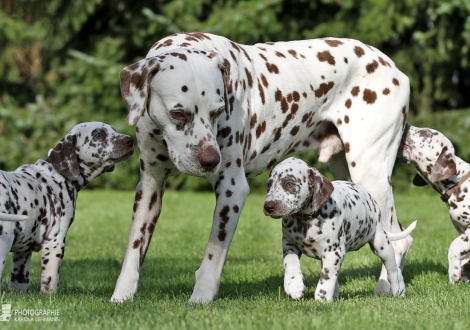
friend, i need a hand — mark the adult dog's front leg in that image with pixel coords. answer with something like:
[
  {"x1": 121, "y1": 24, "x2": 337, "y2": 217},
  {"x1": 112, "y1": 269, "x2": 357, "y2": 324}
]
[
  {"x1": 189, "y1": 170, "x2": 250, "y2": 303},
  {"x1": 111, "y1": 174, "x2": 165, "y2": 302}
]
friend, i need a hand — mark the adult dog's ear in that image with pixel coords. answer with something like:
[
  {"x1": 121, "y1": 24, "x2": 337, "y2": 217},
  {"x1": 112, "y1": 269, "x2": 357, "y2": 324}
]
[
  {"x1": 430, "y1": 146, "x2": 457, "y2": 183},
  {"x1": 120, "y1": 57, "x2": 160, "y2": 126},
  {"x1": 309, "y1": 168, "x2": 334, "y2": 212},
  {"x1": 214, "y1": 53, "x2": 231, "y2": 118},
  {"x1": 49, "y1": 134, "x2": 80, "y2": 181}
]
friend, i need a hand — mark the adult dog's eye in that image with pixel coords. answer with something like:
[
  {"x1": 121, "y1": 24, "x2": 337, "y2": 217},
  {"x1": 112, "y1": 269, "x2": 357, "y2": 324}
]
[
  {"x1": 170, "y1": 110, "x2": 188, "y2": 121},
  {"x1": 210, "y1": 107, "x2": 225, "y2": 122}
]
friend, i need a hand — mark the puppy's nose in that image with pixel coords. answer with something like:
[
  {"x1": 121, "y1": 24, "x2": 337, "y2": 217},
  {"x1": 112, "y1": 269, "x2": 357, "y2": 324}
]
[
  {"x1": 264, "y1": 201, "x2": 276, "y2": 214},
  {"x1": 123, "y1": 136, "x2": 134, "y2": 147},
  {"x1": 197, "y1": 146, "x2": 220, "y2": 171}
]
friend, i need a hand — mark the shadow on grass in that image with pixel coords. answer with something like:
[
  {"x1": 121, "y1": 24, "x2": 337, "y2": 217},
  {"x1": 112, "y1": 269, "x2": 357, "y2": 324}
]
[{"x1": 49, "y1": 256, "x2": 448, "y2": 301}]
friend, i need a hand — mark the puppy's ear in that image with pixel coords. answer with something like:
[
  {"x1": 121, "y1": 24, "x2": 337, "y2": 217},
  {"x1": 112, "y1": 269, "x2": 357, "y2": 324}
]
[
  {"x1": 430, "y1": 146, "x2": 457, "y2": 183},
  {"x1": 120, "y1": 57, "x2": 160, "y2": 126},
  {"x1": 49, "y1": 134, "x2": 80, "y2": 181},
  {"x1": 412, "y1": 174, "x2": 428, "y2": 187},
  {"x1": 310, "y1": 168, "x2": 334, "y2": 211}
]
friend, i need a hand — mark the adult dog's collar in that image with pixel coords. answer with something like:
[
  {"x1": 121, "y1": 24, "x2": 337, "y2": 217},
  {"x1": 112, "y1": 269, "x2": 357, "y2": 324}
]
[
  {"x1": 441, "y1": 171, "x2": 470, "y2": 203},
  {"x1": 293, "y1": 209, "x2": 321, "y2": 221}
]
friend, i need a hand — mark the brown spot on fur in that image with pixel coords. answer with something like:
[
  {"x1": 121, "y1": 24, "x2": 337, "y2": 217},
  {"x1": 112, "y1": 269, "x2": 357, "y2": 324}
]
[
  {"x1": 315, "y1": 82, "x2": 335, "y2": 98},
  {"x1": 363, "y1": 89, "x2": 377, "y2": 104},
  {"x1": 366, "y1": 60, "x2": 379, "y2": 74},
  {"x1": 258, "y1": 80, "x2": 266, "y2": 104},
  {"x1": 351, "y1": 86, "x2": 360, "y2": 97},
  {"x1": 181, "y1": 85, "x2": 188, "y2": 92},
  {"x1": 345, "y1": 99, "x2": 352, "y2": 109},
  {"x1": 266, "y1": 62, "x2": 279, "y2": 74},
  {"x1": 275, "y1": 89, "x2": 282, "y2": 102},
  {"x1": 245, "y1": 68, "x2": 253, "y2": 88},
  {"x1": 383, "y1": 88, "x2": 390, "y2": 95},
  {"x1": 344, "y1": 115, "x2": 349, "y2": 124},
  {"x1": 317, "y1": 51, "x2": 335, "y2": 65},
  {"x1": 392, "y1": 78, "x2": 399, "y2": 86},
  {"x1": 288, "y1": 49, "x2": 298, "y2": 58},
  {"x1": 354, "y1": 46, "x2": 365, "y2": 57},
  {"x1": 345, "y1": 143, "x2": 350, "y2": 153},
  {"x1": 261, "y1": 74, "x2": 269, "y2": 88},
  {"x1": 324, "y1": 39, "x2": 344, "y2": 47}
]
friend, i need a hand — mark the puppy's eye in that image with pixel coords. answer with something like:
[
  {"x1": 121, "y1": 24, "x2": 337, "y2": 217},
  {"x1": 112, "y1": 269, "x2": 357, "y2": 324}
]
[
  {"x1": 285, "y1": 182, "x2": 295, "y2": 188},
  {"x1": 92, "y1": 129, "x2": 106, "y2": 140},
  {"x1": 170, "y1": 110, "x2": 188, "y2": 122}
]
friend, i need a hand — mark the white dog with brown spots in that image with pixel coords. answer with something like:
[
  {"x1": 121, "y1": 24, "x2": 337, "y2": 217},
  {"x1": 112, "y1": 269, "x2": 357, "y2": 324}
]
[
  {"x1": 399, "y1": 123, "x2": 470, "y2": 283},
  {"x1": 111, "y1": 32, "x2": 413, "y2": 303},
  {"x1": 264, "y1": 157, "x2": 416, "y2": 301}
]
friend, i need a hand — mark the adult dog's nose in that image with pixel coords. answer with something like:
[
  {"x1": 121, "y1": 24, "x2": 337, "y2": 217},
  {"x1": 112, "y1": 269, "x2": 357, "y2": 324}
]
[{"x1": 197, "y1": 146, "x2": 220, "y2": 171}]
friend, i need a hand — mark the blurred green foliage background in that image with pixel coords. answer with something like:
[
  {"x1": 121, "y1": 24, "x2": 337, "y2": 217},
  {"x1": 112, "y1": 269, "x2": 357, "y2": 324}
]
[{"x1": 1, "y1": 0, "x2": 469, "y2": 192}]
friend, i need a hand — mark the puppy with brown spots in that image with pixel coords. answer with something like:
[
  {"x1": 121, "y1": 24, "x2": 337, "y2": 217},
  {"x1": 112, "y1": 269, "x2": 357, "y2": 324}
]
[
  {"x1": 399, "y1": 123, "x2": 470, "y2": 283},
  {"x1": 0, "y1": 122, "x2": 133, "y2": 294},
  {"x1": 264, "y1": 157, "x2": 416, "y2": 301}
]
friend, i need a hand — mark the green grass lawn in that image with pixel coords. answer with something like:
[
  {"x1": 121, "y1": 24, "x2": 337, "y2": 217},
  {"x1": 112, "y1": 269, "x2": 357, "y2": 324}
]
[{"x1": 1, "y1": 189, "x2": 469, "y2": 329}]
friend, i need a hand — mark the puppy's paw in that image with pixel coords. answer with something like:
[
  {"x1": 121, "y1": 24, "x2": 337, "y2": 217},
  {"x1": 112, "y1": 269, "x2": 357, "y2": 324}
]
[{"x1": 284, "y1": 274, "x2": 306, "y2": 300}]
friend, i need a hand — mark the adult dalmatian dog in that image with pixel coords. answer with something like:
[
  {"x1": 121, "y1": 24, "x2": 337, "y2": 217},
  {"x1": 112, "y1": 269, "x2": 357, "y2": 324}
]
[
  {"x1": 263, "y1": 157, "x2": 416, "y2": 301},
  {"x1": 0, "y1": 122, "x2": 134, "y2": 294},
  {"x1": 399, "y1": 123, "x2": 470, "y2": 283},
  {"x1": 111, "y1": 32, "x2": 412, "y2": 303}
]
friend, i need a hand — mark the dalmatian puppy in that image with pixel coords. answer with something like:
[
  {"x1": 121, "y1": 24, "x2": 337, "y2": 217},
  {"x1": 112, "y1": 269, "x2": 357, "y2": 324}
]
[
  {"x1": 111, "y1": 32, "x2": 412, "y2": 303},
  {"x1": 263, "y1": 157, "x2": 417, "y2": 301},
  {"x1": 0, "y1": 122, "x2": 134, "y2": 294},
  {"x1": 399, "y1": 123, "x2": 470, "y2": 283}
]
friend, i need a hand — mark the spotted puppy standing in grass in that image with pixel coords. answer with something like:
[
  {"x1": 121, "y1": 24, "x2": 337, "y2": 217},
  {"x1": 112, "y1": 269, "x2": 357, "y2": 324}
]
[
  {"x1": 263, "y1": 157, "x2": 417, "y2": 301},
  {"x1": 399, "y1": 123, "x2": 470, "y2": 283},
  {"x1": 0, "y1": 122, "x2": 134, "y2": 294}
]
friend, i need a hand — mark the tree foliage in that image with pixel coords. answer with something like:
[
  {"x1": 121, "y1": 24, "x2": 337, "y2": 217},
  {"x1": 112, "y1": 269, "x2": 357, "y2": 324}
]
[{"x1": 0, "y1": 0, "x2": 469, "y2": 191}]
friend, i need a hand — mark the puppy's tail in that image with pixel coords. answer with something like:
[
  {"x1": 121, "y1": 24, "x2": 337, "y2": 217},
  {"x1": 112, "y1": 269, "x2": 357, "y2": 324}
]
[
  {"x1": 0, "y1": 213, "x2": 29, "y2": 222},
  {"x1": 386, "y1": 220, "x2": 417, "y2": 241}
]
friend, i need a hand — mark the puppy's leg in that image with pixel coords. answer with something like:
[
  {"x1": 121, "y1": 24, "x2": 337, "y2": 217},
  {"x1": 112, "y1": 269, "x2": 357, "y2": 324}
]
[
  {"x1": 0, "y1": 235, "x2": 14, "y2": 295},
  {"x1": 40, "y1": 241, "x2": 65, "y2": 293},
  {"x1": 283, "y1": 238, "x2": 305, "y2": 300},
  {"x1": 8, "y1": 251, "x2": 32, "y2": 292},
  {"x1": 448, "y1": 228, "x2": 470, "y2": 283},
  {"x1": 370, "y1": 230, "x2": 405, "y2": 296},
  {"x1": 314, "y1": 251, "x2": 344, "y2": 301}
]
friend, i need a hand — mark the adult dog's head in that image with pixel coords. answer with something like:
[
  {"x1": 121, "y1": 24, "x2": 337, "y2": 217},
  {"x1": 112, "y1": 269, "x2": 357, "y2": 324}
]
[
  {"x1": 120, "y1": 49, "x2": 228, "y2": 176},
  {"x1": 398, "y1": 123, "x2": 458, "y2": 190}
]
